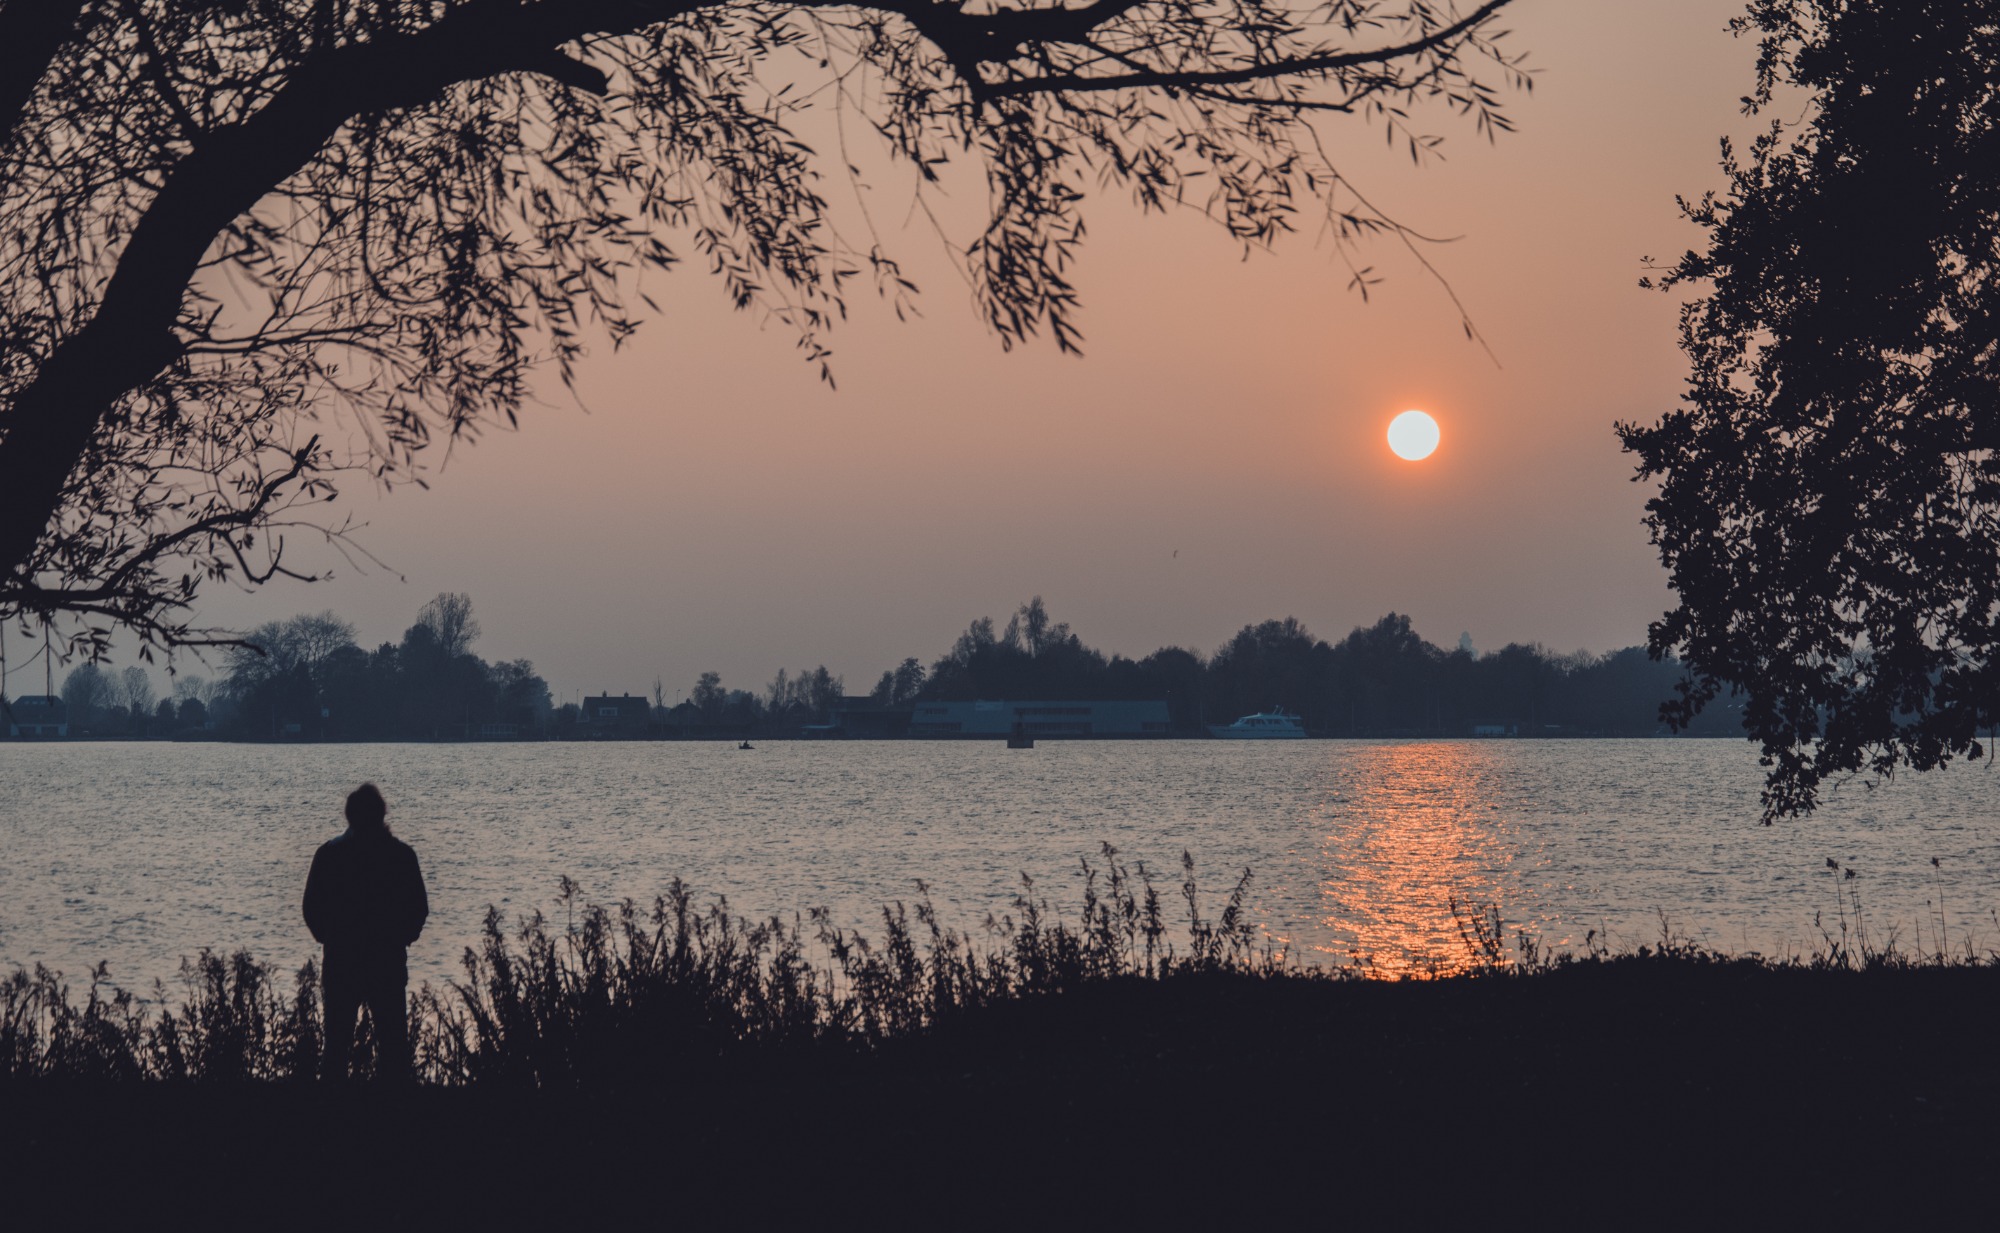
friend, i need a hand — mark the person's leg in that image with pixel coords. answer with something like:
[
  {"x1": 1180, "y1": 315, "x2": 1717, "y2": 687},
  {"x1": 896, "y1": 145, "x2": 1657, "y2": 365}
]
[
  {"x1": 364, "y1": 977, "x2": 411, "y2": 1082},
  {"x1": 320, "y1": 964, "x2": 360, "y2": 1081}
]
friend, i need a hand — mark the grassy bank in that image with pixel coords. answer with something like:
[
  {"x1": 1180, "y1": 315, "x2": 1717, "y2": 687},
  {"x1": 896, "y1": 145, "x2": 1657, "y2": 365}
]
[{"x1": 6, "y1": 851, "x2": 1997, "y2": 1225}]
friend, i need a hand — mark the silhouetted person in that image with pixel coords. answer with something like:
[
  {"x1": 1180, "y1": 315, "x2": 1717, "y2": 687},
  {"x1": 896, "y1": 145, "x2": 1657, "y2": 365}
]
[{"x1": 304, "y1": 783, "x2": 428, "y2": 1081}]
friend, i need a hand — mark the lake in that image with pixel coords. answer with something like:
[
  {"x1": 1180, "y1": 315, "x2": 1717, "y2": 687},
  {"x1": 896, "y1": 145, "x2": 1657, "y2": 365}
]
[{"x1": 3, "y1": 739, "x2": 1995, "y2": 990}]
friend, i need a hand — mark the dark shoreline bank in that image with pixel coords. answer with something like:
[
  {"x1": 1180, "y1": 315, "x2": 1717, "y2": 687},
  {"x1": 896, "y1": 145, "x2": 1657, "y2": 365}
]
[
  {"x1": 10, "y1": 854, "x2": 1994, "y2": 1225},
  {"x1": 8, "y1": 961, "x2": 1997, "y2": 1226}
]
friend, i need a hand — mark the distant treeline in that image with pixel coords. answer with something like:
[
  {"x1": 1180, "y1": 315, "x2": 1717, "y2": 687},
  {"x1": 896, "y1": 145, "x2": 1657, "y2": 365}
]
[
  {"x1": 905, "y1": 598, "x2": 1740, "y2": 737},
  {"x1": 41, "y1": 594, "x2": 558, "y2": 741},
  {"x1": 29, "y1": 594, "x2": 1739, "y2": 740}
]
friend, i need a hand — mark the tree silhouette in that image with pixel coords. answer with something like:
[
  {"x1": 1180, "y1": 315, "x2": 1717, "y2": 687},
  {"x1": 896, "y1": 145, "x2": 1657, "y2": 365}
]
[
  {"x1": 120, "y1": 665, "x2": 157, "y2": 719},
  {"x1": 1620, "y1": 1, "x2": 2000, "y2": 817},
  {"x1": 60, "y1": 661, "x2": 117, "y2": 727},
  {"x1": 890, "y1": 656, "x2": 926, "y2": 704},
  {"x1": 223, "y1": 610, "x2": 360, "y2": 688},
  {"x1": 692, "y1": 671, "x2": 726, "y2": 720},
  {"x1": 0, "y1": 0, "x2": 1525, "y2": 659},
  {"x1": 416, "y1": 592, "x2": 481, "y2": 659}
]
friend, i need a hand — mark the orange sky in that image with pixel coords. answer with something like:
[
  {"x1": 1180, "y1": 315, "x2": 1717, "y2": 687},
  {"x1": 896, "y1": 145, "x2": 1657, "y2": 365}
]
[{"x1": 191, "y1": 0, "x2": 1760, "y2": 703}]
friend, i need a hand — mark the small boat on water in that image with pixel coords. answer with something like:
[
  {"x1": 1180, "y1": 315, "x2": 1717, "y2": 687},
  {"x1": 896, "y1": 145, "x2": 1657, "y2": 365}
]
[
  {"x1": 1006, "y1": 721, "x2": 1035, "y2": 749},
  {"x1": 738, "y1": 740, "x2": 754, "y2": 750},
  {"x1": 1208, "y1": 709, "x2": 1306, "y2": 739}
]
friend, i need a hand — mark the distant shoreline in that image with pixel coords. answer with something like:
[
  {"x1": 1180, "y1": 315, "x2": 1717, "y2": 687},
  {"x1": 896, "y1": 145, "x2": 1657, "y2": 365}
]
[{"x1": 2, "y1": 731, "x2": 1751, "y2": 745}]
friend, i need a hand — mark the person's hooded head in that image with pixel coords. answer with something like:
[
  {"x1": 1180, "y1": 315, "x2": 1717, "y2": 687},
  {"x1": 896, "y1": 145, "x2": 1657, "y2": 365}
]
[{"x1": 345, "y1": 783, "x2": 390, "y2": 836}]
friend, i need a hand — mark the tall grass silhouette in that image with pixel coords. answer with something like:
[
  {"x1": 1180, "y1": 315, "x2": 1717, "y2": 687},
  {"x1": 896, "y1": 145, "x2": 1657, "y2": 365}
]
[
  {"x1": 4, "y1": 846, "x2": 1991, "y2": 1085},
  {"x1": 5, "y1": 847, "x2": 1282, "y2": 1084}
]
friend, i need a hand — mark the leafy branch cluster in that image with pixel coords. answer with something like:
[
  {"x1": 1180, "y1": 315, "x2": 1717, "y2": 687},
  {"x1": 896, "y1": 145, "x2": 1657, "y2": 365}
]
[
  {"x1": 1619, "y1": 0, "x2": 2000, "y2": 817},
  {"x1": 0, "y1": 0, "x2": 1524, "y2": 661}
]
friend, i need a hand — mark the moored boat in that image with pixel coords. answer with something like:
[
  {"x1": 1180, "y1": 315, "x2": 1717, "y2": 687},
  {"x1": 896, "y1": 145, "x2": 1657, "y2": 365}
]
[{"x1": 1207, "y1": 709, "x2": 1306, "y2": 739}]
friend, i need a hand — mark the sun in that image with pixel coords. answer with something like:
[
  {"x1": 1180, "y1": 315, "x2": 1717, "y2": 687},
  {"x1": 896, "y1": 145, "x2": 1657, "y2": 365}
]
[{"x1": 1387, "y1": 409, "x2": 1440, "y2": 461}]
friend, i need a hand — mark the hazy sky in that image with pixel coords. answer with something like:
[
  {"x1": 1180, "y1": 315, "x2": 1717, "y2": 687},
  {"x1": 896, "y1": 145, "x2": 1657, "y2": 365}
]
[{"x1": 180, "y1": 0, "x2": 1758, "y2": 705}]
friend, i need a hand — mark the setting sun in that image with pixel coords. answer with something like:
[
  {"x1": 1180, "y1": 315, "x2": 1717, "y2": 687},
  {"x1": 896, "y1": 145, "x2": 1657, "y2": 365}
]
[{"x1": 1387, "y1": 410, "x2": 1440, "y2": 461}]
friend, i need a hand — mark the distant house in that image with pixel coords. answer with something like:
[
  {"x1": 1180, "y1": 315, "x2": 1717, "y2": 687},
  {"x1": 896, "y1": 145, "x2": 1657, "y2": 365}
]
[
  {"x1": 5, "y1": 695, "x2": 68, "y2": 737},
  {"x1": 906, "y1": 700, "x2": 1170, "y2": 738},
  {"x1": 581, "y1": 694, "x2": 653, "y2": 735}
]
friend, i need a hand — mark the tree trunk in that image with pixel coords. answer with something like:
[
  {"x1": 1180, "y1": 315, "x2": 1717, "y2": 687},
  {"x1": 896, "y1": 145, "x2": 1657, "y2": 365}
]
[{"x1": 0, "y1": 1, "x2": 621, "y2": 587}]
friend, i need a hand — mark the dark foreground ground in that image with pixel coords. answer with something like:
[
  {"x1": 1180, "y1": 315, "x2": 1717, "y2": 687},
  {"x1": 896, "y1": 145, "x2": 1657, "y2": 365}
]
[{"x1": 7, "y1": 961, "x2": 1996, "y2": 1228}]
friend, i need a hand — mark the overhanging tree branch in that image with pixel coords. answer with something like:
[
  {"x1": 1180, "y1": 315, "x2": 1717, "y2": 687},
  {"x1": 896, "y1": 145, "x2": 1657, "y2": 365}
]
[
  {"x1": 0, "y1": 0, "x2": 1523, "y2": 659},
  {"x1": 0, "y1": 0, "x2": 88, "y2": 147},
  {"x1": 981, "y1": 0, "x2": 1510, "y2": 97}
]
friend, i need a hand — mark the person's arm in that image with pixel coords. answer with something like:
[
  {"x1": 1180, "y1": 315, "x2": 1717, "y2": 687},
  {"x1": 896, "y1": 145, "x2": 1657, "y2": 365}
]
[
  {"x1": 302, "y1": 847, "x2": 330, "y2": 944},
  {"x1": 402, "y1": 846, "x2": 429, "y2": 946}
]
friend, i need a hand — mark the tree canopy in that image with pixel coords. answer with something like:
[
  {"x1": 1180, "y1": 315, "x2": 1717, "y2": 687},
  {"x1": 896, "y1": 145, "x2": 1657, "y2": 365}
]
[
  {"x1": 0, "y1": 0, "x2": 1525, "y2": 664},
  {"x1": 1618, "y1": 0, "x2": 2000, "y2": 818},
  {"x1": 209, "y1": 591, "x2": 553, "y2": 738}
]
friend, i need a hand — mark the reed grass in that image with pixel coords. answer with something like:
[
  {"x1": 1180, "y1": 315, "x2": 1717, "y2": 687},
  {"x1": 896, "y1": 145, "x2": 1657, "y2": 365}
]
[{"x1": 3, "y1": 845, "x2": 1991, "y2": 1086}]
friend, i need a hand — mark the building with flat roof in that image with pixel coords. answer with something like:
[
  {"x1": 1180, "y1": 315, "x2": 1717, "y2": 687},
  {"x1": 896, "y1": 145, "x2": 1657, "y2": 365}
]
[
  {"x1": 906, "y1": 699, "x2": 1170, "y2": 738},
  {"x1": 816, "y1": 696, "x2": 911, "y2": 738},
  {"x1": 5, "y1": 695, "x2": 68, "y2": 737}
]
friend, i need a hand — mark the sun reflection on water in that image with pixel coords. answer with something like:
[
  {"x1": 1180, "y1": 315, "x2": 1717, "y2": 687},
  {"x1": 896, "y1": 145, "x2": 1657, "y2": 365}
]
[{"x1": 1314, "y1": 742, "x2": 1528, "y2": 977}]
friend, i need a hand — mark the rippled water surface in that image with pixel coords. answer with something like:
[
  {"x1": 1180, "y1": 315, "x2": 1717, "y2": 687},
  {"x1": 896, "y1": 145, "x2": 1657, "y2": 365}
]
[{"x1": 3, "y1": 740, "x2": 1997, "y2": 988}]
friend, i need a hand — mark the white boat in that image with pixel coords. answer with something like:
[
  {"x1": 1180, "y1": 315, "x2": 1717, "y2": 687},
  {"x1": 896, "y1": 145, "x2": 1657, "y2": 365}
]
[{"x1": 1207, "y1": 709, "x2": 1306, "y2": 739}]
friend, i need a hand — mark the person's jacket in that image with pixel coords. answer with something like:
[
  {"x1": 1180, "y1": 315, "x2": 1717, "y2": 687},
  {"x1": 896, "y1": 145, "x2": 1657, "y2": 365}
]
[{"x1": 302, "y1": 828, "x2": 428, "y2": 962}]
